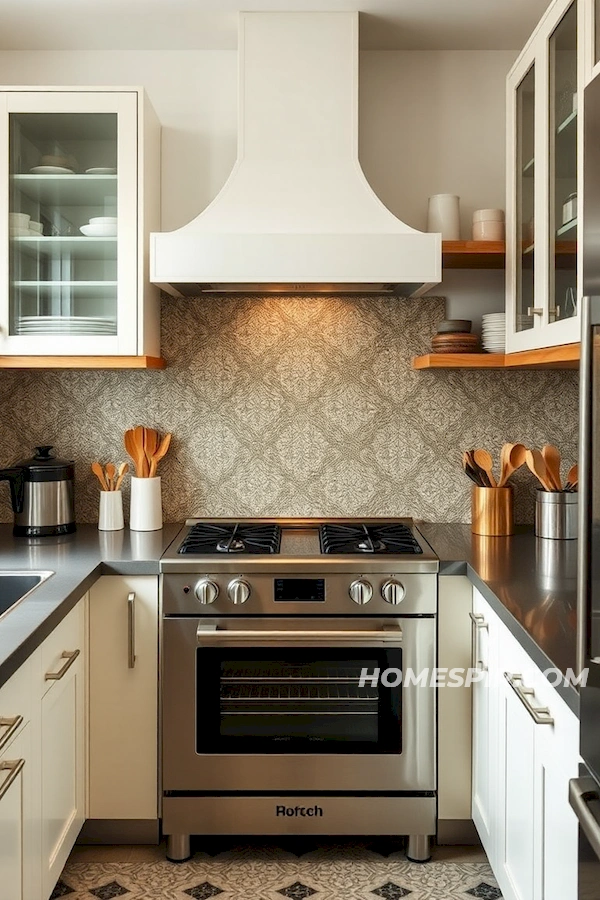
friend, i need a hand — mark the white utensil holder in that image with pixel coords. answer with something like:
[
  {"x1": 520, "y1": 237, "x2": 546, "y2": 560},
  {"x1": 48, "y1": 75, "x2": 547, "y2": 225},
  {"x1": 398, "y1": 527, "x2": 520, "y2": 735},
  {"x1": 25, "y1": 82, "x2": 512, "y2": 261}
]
[
  {"x1": 98, "y1": 490, "x2": 124, "y2": 531},
  {"x1": 130, "y1": 476, "x2": 162, "y2": 531}
]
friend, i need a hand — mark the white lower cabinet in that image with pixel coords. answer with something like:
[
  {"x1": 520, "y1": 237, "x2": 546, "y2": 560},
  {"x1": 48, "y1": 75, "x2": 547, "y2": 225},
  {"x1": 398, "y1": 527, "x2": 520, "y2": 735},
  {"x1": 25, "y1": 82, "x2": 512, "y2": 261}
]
[
  {"x1": 0, "y1": 595, "x2": 86, "y2": 900},
  {"x1": 39, "y1": 602, "x2": 86, "y2": 898},
  {"x1": 0, "y1": 719, "x2": 38, "y2": 900},
  {"x1": 88, "y1": 576, "x2": 159, "y2": 821},
  {"x1": 471, "y1": 587, "x2": 579, "y2": 900}
]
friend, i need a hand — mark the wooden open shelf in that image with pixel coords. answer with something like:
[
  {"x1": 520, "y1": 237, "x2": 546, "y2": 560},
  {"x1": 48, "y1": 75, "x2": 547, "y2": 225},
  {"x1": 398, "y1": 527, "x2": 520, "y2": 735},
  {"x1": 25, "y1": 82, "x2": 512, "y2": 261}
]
[
  {"x1": 413, "y1": 343, "x2": 580, "y2": 371},
  {"x1": 0, "y1": 356, "x2": 166, "y2": 369},
  {"x1": 442, "y1": 241, "x2": 505, "y2": 269}
]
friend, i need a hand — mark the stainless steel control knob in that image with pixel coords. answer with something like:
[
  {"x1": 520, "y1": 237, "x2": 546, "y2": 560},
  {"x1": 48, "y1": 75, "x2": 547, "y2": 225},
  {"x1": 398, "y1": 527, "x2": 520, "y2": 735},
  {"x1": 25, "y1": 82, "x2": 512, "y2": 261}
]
[
  {"x1": 195, "y1": 578, "x2": 219, "y2": 605},
  {"x1": 382, "y1": 579, "x2": 406, "y2": 605},
  {"x1": 228, "y1": 579, "x2": 251, "y2": 605},
  {"x1": 349, "y1": 579, "x2": 373, "y2": 605}
]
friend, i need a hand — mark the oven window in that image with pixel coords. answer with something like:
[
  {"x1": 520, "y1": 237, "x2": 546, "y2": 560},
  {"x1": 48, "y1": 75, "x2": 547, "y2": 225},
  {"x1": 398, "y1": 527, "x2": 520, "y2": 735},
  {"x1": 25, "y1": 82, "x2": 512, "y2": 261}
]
[{"x1": 196, "y1": 648, "x2": 402, "y2": 754}]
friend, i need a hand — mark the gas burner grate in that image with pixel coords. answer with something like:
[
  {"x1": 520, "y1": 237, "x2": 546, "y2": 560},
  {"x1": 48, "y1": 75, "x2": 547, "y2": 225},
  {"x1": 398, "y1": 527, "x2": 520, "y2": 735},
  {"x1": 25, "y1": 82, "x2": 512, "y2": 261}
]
[
  {"x1": 319, "y1": 523, "x2": 423, "y2": 555},
  {"x1": 178, "y1": 523, "x2": 282, "y2": 555}
]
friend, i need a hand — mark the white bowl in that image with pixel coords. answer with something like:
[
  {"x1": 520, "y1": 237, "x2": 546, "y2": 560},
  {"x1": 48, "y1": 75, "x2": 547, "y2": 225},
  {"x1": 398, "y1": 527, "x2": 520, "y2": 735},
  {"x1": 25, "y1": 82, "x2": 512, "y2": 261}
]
[
  {"x1": 10, "y1": 227, "x2": 31, "y2": 237},
  {"x1": 9, "y1": 212, "x2": 30, "y2": 226},
  {"x1": 89, "y1": 216, "x2": 117, "y2": 225},
  {"x1": 29, "y1": 221, "x2": 43, "y2": 234},
  {"x1": 80, "y1": 223, "x2": 117, "y2": 237}
]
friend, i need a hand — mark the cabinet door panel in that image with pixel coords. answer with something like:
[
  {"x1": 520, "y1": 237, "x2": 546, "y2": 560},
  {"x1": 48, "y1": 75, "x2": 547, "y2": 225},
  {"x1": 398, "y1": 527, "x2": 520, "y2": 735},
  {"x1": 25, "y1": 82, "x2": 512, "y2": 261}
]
[
  {"x1": 0, "y1": 725, "x2": 28, "y2": 900},
  {"x1": 89, "y1": 576, "x2": 158, "y2": 820},
  {"x1": 501, "y1": 679, "x2": 536, "y2": 900},
  {"x1": 471, "y1": 589, "x2": 498, "y2": 865},
  {"x1": 0, "y1": 91, "x2": 139, "y2": 357},
  {"x1": 41, "y1": 652, "x2": 84, "y2": 897}
]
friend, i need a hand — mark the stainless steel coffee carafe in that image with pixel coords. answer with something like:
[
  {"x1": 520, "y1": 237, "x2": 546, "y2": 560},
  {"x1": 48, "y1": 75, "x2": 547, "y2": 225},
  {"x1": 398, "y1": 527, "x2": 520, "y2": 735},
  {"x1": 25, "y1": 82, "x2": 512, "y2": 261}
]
[{"x1": 0, "y1": 445, "x2": 76, "y2": 536}]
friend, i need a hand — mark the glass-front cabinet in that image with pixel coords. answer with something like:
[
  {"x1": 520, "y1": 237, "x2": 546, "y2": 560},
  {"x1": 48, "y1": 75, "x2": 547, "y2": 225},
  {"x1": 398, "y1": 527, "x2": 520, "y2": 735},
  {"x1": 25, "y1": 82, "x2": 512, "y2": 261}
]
[
  {"x1": 506, "y1": 0, "x2": 583, "y2": 353},
  {"x1": 0, "y1": 89, "x2": 160, "y2": 358}
]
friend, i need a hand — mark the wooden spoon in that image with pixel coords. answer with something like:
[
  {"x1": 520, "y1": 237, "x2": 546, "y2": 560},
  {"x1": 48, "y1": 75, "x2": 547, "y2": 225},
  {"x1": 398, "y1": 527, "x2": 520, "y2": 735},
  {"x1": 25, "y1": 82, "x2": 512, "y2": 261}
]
[
  {"x1": 149, "y1": 432, "x2": 172, "y2": 478},
  {"x1": 114, "y1": 462, "x2": 129, "y2": 491},
  {"x1": 525, "y1": 448, "x2": 555, "y2": 492},
  {"x1": 542, "y1": 444, "x2": 562, "y2": 491},
  {"x1": 105, "y1": 462, "x2": 116, "y2": 491},
  {"x1": 498, "y1": 442, "x2": 527, "y2": 487},
  {"x1": 91, "y1": 461, "x2": 109, "y2": 491},
  {"x1": 473, "y1": 448, "x2": 497, "y2": 488}
]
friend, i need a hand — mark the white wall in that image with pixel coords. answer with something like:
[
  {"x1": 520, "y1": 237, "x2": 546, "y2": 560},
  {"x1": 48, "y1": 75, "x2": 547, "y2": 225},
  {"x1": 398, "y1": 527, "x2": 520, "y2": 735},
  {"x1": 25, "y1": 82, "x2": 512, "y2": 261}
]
[{"x1": 0, "y1": 47, "x2": 516, "y2": 325}]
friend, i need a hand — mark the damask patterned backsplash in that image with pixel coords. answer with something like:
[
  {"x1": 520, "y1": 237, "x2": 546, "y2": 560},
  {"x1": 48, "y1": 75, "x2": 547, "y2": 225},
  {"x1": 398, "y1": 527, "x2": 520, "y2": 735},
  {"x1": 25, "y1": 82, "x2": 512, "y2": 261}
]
[{"x1": 0, "y1": 295, "x2": 579, "y2": 525}]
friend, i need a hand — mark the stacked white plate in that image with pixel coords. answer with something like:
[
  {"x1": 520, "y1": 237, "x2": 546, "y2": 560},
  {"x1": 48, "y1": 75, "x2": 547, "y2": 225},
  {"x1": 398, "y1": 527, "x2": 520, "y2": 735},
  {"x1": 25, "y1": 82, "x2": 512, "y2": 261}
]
[
  {"x1": 482, "y1": 313, "x2": 506, "y2": 353},
  {"x1": 80, "y1": 216, "x2": 117, "y2": 237},
  {"x1": 15, "y1": 316, "x2": 116, "y2": 336}
]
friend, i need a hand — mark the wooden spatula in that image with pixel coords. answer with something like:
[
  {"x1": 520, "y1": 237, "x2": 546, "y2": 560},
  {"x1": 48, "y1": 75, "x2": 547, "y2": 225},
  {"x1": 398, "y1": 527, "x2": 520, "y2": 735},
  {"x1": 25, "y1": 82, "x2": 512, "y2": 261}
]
[
  {"x1": 541, "y1": 444, "x2": 562, "y2": 491},
  {"x1": 564, "y1": 463, "x2": 578, "y2": 492},
  {"x1": 91, "y1": 461, "x2": 109, "y2": 491},
  {"x1": 115, "y1": 462, "x2": 129, "y2": 491},
  {"x1": 143, "y1": 427, "x2": 160, "y2": 476},
  {"x1": 125, "y1": 428, "x2": 145, "y2": 478},
  {"x1": 149, "y1": 432, "x2": 172, "y2": 478},
  {"x1": 526, "y1": 449, "x2": 555, "y2": 492},
  {"x1": 105, "y1": 462, "x2": 116, "y2": 491}
]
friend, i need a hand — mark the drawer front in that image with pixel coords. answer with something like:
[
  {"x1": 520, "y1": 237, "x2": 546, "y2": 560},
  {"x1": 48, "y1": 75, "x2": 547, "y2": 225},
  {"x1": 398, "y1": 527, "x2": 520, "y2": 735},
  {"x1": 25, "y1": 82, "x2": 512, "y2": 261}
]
[{"x1": 40, "y1": 602, "x2": 84, "y2": 697}]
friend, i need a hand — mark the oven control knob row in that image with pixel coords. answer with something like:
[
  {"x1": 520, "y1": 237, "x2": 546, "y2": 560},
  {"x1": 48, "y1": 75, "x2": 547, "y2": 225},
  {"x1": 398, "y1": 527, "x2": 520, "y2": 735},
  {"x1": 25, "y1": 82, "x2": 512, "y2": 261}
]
[
  {"x1": 349, "y1": 579, "x2": 373, "y2": 605},
  {"x1": 195, "y1": 578, "x2": 219, "y2": 605},
  {"x1": 382, "y1": 579, "x2": 406, "y2": 605},
  {"x1": 228, "y1": 579, "x2": 251, "y2": 605}
]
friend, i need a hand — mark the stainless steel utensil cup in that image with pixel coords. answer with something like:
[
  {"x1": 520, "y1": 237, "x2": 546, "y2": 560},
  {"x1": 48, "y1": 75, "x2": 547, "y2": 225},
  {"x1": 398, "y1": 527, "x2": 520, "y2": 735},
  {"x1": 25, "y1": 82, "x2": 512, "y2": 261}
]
[{"x1": 535, "y1": 489, "x2": 578, "y2": 540}]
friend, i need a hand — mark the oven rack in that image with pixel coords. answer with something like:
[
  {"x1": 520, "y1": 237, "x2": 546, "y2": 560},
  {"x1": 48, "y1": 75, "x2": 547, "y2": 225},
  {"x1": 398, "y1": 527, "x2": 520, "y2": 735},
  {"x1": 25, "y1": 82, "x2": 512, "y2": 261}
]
[
  {"x1": 221, "y1": 665, "x2": 366, "y2": 682},
  {"x1": 220, "y1": 682, "x2": 379, "y2": 701}
]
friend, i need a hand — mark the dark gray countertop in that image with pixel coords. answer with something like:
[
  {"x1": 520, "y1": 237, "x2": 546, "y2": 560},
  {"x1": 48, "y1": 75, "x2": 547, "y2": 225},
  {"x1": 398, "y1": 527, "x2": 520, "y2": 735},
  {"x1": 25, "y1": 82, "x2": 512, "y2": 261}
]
[
  {"x1": 0, "y1": 520, "x2": 580, "y2": 717},
  {"x1": 0, "y1": 523, "x2": 182, "y2": 688},
  {"x1": 417, "y1": 522, "x2": 579, "y2": 715}
]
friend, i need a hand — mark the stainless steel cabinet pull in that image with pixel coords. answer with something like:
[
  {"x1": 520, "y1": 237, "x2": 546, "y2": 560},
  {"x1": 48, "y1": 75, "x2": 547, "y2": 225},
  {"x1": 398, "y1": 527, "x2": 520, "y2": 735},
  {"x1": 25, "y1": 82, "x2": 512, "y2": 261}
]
[
  {"x1": 469, "y1": 612, "x2": 488, "y2": 672},
  {"x1": 0, "y1": 759, "x2": 24, "y2": 801},
  {"x1": 128, "y1": 592, "x2": 136, "y2": 669},
  {"x1": 569, "y1": 777, "x2": 600, "y2": 860},
  {"x1": 197, "y1": 626, "x2": 402, "y2": 646},
  {"x1": 504, "y1": 673, "x2": 554, "y2": 725},
  {"x1": 44, "y1": 649, "x2": 80, "y2": 681},
  {"x1": 527, "y1": 307, "x2": 543, "y2": 316},
  {"x1": 0, "y1": 716, "x2": 23, "y2": 753}
]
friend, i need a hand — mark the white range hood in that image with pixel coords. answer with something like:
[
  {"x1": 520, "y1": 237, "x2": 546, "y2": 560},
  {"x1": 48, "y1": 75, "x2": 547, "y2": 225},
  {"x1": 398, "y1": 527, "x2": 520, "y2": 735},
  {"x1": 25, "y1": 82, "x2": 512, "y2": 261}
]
[{"x1": 150, "y1": 11, "x2": 441, "y2": 297}]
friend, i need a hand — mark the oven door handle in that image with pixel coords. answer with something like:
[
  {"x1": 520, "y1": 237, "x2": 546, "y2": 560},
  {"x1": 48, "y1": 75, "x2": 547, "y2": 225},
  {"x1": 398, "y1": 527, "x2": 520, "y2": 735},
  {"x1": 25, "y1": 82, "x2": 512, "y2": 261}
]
[{"x1": 196, "y1": 624, "x2": 403, "y2": 646}]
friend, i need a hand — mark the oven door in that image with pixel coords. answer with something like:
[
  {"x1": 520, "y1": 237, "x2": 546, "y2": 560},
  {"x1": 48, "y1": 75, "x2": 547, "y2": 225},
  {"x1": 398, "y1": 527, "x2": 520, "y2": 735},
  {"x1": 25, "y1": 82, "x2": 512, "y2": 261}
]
[{"x1": 162, "y1": 617, "x2": 435, "y2": 792}]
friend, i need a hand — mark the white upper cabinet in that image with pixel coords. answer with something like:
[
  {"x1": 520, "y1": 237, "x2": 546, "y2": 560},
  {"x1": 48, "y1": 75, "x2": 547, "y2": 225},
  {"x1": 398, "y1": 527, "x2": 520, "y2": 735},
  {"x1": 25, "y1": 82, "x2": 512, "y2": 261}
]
[
  {"x1": 506, "y1": 0, "x2": 583, "y2": 352},
  {"x1": 0, "y1": 88, "x2": 160, "y2": 358}
]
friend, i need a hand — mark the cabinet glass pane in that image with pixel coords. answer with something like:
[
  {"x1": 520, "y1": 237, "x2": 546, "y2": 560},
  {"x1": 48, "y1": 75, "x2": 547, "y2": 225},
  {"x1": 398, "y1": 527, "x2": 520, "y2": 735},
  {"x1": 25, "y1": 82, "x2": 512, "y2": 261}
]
[
  {"x1": 8, "y1": 112, "x2": 118, "y2": 337},
  {"x1": 549, "y1": 1, "x2": 578, "y2": 324},
  {"x1": 516, "y1": 66, "x2": 535, "y2": 333}
]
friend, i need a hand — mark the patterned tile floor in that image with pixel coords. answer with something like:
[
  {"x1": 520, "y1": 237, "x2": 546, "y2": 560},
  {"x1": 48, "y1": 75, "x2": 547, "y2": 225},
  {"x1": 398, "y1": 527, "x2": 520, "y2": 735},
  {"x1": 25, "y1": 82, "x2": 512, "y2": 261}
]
[{"x1": 55, "y1": 841, "x2": 502, "y2": 900}]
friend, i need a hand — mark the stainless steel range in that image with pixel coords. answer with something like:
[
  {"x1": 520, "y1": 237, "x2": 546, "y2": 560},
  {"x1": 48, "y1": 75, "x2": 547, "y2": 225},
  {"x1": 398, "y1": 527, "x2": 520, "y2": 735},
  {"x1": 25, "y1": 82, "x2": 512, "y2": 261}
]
[{"x1": 160, "y1": 518, "x2": 438, "y2": 863}]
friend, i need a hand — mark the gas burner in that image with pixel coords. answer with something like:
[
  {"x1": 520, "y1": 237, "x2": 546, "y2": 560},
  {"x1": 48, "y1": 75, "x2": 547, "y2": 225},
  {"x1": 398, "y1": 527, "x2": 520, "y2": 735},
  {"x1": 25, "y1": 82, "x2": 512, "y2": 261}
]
[
  {"x1": 178, "y1": 523, "x2": 282, "y2": 555},
  {"x1": 319, "y1": 523, "x2": 423, "y2": 556}
]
